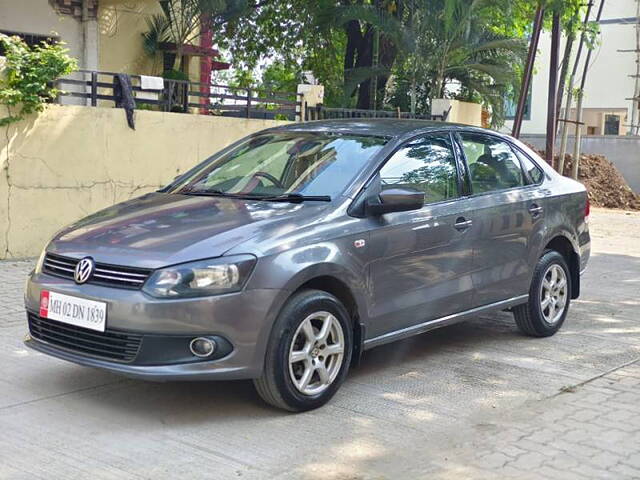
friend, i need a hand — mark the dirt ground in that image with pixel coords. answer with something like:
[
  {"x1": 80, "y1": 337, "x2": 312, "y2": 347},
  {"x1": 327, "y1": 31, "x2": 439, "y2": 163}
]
[{"x1": 0, "y1": 208, "x2": 639, "y2": 479}]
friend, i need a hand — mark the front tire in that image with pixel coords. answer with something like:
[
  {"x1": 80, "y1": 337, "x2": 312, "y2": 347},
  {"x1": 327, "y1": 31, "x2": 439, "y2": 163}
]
[
  {"x1": 513, "y1": 250, "x2": 571, "y2": 337},
  {"x1": 253, "y1": 289, "x2": 352, "y2": 412}
]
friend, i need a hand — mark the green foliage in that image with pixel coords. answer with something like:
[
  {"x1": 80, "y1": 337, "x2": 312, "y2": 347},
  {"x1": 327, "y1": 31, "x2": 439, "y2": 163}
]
[
  {"x1": 162, "y1": 68, "x2": 190, "y2": 81},
  {"x1": 147, "y1": 0, "x2": 587, "y2": 126},
  {"x1": 221, "y1": 0, "x2": 531, "y2": 123},
  {"x1": 143, "y1": 0, "x2": 253, "y2": 72},
  {"x1": 229, "y1": 69, "x2": 256, "y2": 89},
  {"x1": 260, "y1": 62, "x2": 298, "y2": 93},
  {"x1": 220, "y1": 0, "x2": 347, "y2": 104},
  {"x1": 582, "y1": 20, "x2": 602, "y2": 51},
  {"x1": 383, "y1": 0, "x2": 527, "y2": 126},
  {"x1": 0, "y1": 34, "x2": 77, "y2": 126}
]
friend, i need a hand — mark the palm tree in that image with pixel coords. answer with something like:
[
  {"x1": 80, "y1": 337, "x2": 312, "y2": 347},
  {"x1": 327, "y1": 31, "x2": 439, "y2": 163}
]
[
  {"x1": 325, "y1": 0, "x2": 525, "y2": 122},
  {"x1": 405, "y1": 0, "x2": 527, "y2": 125},
  {"x1": 142, "y1": 0, "x2": 245, "y2": 73}
]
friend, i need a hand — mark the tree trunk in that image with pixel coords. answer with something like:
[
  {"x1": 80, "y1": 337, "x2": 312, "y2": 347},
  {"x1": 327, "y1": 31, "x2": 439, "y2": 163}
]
[
  {"x1": 572, "y1": 0, "x2": 606, "y2": 179},
  {"x1": 355, "y1": 26, "x2": 374, "y2": 109},
  {"x1": 555, "y1": 33, "x2": 575, "y2": 136},
  {"x1": 173, "y1": 45, "x2": 184, "y2": 72},
  {"x1": 350, "y1": 0, "x2": 403, "y2": 109},
  {"x1": 571, "y1": 91, "x2": 584, "y2": 179},
  {"x1": 433, "y1": 68, "x2": 445, "y2": 100},
  {"x1": 557, "y1": 86, "x2": 574, "y2": 175},
  {"x1": 375, "y1": 34, "x2": 398, "y2": 109},
  {"x1": 343, "y1": 19, "x2": 362, "y2": 93},
  {"x1": 557, "y1": 1, "x2": 594, "y2": 175}
]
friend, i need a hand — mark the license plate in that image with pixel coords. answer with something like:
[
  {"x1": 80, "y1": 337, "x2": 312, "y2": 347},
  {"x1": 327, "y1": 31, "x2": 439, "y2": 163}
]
[{"x1": 39, "y1": 290, "x2": 107, "y2": 332}]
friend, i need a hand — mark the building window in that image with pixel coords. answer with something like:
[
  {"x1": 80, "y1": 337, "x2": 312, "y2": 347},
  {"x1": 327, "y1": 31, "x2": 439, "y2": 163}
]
[
  {"x1": 604, "y1": 114, "x2": 620, "y2": 135},
  {"x1": 505, "y1": 84, "x2": 532, "y2": 121},
  {"x1": 0, "y1": 30, "x2": 58, "y2": 55}
]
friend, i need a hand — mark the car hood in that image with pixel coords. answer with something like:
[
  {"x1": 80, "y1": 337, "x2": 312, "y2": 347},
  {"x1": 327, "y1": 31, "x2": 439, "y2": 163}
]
[{"x1": 48, "y1": 192, "x2": 325, "y2": 268}]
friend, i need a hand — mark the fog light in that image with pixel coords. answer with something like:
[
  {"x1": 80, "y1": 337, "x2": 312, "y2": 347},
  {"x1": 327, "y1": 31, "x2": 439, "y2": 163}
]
[{"x1": 189, "y1": 337, "x2": 217, "y2": 358}]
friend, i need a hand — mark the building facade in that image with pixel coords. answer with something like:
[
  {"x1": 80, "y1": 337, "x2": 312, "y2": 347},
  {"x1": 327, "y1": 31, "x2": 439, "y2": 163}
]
[
  {"x1": 503, "y1": 0, "x2": 639, "y2": 136},
  {"x1": 0, "y1": 0, "x2": 227, "y2": 87}
]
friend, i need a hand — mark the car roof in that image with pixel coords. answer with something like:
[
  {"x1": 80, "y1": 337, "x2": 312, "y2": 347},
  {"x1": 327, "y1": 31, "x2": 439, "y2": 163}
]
[{"x1": 269, "y1": 118, "x2": 504, "y2": 140}]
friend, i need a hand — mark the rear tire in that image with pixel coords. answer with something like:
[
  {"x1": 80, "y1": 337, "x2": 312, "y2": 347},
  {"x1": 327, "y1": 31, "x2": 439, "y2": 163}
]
[
  {"x1": 253, "y1": 289, "x2": 352, "y2": 412},
  {"x1": 514, "y1": 250, "x2": 571, "y2": 337}
]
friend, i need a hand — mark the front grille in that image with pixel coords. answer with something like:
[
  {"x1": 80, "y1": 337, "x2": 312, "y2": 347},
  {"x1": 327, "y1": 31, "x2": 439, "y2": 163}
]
[
  {"x1": 28, "y1": 313, "x2": 142, "y2": 362},
  {"x1": 43, "y1": 253, "x2": 152, "y2": 289}
]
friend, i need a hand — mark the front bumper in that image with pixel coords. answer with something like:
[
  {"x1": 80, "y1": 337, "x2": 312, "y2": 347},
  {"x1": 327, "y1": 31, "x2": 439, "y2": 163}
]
[
  {"x1": 24, "y1": 272, "x2": 284, "y2": 380},
  {"x1": 24, "y1": 335, "x2": 250, "y2": 381}
]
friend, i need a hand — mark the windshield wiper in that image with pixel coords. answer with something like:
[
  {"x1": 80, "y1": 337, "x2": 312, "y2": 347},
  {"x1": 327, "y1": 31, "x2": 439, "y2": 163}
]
[
  {"x1": 257, "y1": 193, "x2": 332, "y2": 203},
  {"x1": 181, "y1": 190, "x2": 242, "y2": 198},
  {"x1": 180, "y1": 190, "x2": 331, "y2": 203}
]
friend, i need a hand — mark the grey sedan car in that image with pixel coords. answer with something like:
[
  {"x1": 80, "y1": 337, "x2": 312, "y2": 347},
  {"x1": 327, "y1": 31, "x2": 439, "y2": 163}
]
[{"x1": 24, "y1": 120, "x2": 590, "y2": 411}]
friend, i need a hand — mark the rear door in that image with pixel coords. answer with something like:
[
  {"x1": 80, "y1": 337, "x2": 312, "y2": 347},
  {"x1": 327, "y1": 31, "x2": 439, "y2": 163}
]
[
  {"x1": 455, "y1": 132, "x2": 547, "y2": 306},
  {"x1": 366, "y1": 133, "x2": 477, "y2": 339}
]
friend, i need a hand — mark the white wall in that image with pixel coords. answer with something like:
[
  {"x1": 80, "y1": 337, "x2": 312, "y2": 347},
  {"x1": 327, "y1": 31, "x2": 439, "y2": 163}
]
[
  {"x1": 0, "y1": 1, "x2": 88, "y2": 104},
  {"x1": 0, "y1": 1, "x2": 84, "y2": 64},
  {"x1": 503, "y1": 0, "x2": 638, "y2": 135},
  {"x1": 0, "y1": 104, "x2": 292, "y2": 259}
]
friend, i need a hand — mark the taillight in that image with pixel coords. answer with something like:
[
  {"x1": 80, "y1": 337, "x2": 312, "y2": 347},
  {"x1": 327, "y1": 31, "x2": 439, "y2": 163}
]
[{"x1": 585, "y1": 196, "x2": 590, "y2": 220}]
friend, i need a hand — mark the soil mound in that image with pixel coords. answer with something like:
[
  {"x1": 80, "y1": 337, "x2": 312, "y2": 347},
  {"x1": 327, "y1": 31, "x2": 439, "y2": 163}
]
[{"x1": 530, "y1": 147, "x2": 639, "y2": 211}]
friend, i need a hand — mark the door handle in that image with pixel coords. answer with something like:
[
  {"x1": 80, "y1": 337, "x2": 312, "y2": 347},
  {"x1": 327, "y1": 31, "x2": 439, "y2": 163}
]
[
  {"x1": 454, "y1": 217, "x2": 472, "y2": 231},
  {"x1": 529, "y1": 204, "x2": 544, "y2": 217}
]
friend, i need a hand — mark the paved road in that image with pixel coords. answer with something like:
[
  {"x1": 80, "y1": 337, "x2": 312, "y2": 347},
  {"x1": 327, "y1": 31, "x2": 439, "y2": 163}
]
[{"x1": 0, "y1": 208, "x2": 638, "y2": 479}]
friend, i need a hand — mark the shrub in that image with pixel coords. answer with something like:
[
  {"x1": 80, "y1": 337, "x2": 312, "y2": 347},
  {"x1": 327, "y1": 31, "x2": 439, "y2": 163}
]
[{"x1": 0, "y1": 34, "x2": 77, "y2": 126}]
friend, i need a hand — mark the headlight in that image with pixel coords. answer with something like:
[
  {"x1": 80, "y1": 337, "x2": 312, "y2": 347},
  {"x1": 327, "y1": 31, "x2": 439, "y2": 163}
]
[{"x1": 142, "y1": 255, "x2": 256, "y2": 299}]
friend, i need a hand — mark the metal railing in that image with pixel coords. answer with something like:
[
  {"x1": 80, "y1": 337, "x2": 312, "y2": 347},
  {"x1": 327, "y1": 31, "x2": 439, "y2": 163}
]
[
  {"x1": 55, "y1": 70, "x2": 301, "y2": 120},
  {"x1": 304, "y1": 105, "x2": 451, "y2": 122},
  {"x1": 54, "y1": 70, "x2": 452, "y2": 124}
]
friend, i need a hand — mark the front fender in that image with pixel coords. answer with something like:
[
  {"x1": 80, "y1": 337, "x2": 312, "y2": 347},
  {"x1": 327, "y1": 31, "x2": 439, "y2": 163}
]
[
  {"x1": 245, "y1": 244, "x2": 371, "y2": 374},
  {"x1": 249, "y1": 240, "x2": 370, "y2": 320}
]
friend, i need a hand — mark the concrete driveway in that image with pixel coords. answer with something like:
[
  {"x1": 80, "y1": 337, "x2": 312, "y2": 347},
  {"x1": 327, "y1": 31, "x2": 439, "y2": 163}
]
[{"x1": 1, "y1": 208, "x2": 638, "y2": 479}]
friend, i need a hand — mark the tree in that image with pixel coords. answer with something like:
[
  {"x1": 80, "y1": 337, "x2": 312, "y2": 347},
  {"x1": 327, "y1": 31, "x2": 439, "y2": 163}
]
[
  {"x1": 220, "y1": 0, "x2": 409, "y2": 108},
  {"x1": 260, "y1": 61, "x2": 298, "y2": 93},
  {"x1": 557, "y1": 0, "x2": 593, "y2": 174},
  {"x1": 386, "y1": 0, "x2": 527, "y2": 126},
  {"x1": 571, "y1": 0, "x2": 606, "y2": 179},
  {"x1": 333, "y1": 1, "x2": 409, "y2": 109},
  {"x1": 142, "y1": 0, "x2": 260, "y2": 73},
  {"x1": 221, "y1": 0, "x2": 533, "y2": 125}
]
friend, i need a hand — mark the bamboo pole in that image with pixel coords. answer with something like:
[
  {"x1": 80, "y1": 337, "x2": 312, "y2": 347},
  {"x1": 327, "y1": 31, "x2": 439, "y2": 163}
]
[
  {"x1": 572, "y1": 0, "x2": 607, "y2": 179},
  {"x1": 512, "y1": 4, "x2": 544, "y2": 138},
  {"x1": 630, "y1": 0, "x2": 640, "y2": 135},
  {"x1": 546, "y1": 13, "x2": 561, "y2": 165},
  {"x1": 558, "y1": 1, "x2": 594, "y2": 175}
]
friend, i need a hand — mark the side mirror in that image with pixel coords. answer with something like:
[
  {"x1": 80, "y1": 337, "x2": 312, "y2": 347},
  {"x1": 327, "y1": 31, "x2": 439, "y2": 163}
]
[{"x1": 366, "y1": 187, "x2": 425, "y2": 216}]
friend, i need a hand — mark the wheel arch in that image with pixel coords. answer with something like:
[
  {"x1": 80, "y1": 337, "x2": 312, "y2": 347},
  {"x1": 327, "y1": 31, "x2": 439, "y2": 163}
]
[
  {"x1": 543, "y1": 234, "x2": 581, "y2": 299},
  {"x1": 281, "y1": 265, "x2": 368, "y2": 368}
]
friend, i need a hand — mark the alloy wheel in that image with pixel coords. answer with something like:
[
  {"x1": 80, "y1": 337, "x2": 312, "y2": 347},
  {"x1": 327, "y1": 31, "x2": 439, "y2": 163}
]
[
  {"x1": 288, "y1": 311, "x2": 345, "y2": 396},
  {"x1": 540, "y1": 264, "x2": 568, "y2": 325}
]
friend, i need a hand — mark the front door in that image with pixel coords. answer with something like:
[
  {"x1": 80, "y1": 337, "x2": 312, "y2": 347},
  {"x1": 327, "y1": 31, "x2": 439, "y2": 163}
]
[{"x1": 366, "y1": 133, "x2": 476, "y2": 339}]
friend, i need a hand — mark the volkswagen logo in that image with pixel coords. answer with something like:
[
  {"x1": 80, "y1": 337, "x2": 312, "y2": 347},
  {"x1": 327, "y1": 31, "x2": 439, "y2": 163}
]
[{"x1": 74, "y1": 257, "x2": 95, "y2": 284}]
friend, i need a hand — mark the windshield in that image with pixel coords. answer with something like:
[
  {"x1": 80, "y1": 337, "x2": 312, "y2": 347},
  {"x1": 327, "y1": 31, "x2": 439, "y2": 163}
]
[{"x1": 169, "y1": 132, "x2": 388, "y2": 199}]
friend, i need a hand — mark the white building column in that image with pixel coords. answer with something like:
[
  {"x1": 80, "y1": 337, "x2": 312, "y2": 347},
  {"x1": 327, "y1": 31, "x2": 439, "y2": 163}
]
[{"x1": 82, "y1": 0, "x2": 99, "y2": 105}]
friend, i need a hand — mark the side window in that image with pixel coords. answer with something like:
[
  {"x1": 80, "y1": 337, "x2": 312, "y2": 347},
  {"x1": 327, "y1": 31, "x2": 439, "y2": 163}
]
[
  {"x1": 379, "y1": 134, "x2": 459, "y2": 204},
  {"x1": 515, "y1": 149, "x2": 544, "y2": 184},
  {"x1": 460, "y1": 133, "x2": 524, "y2": 194}
]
